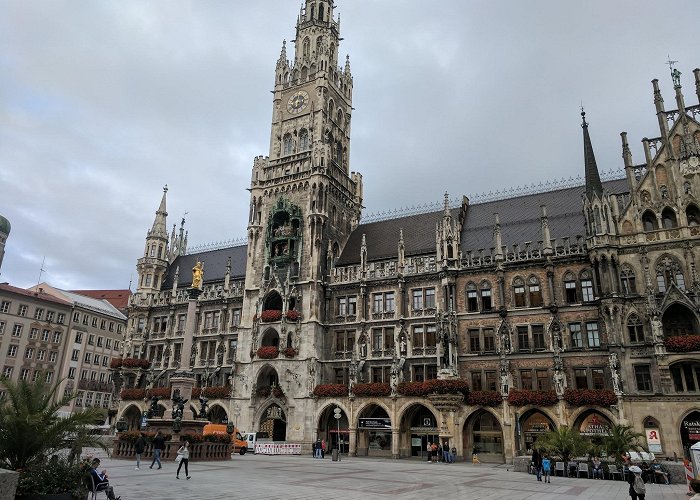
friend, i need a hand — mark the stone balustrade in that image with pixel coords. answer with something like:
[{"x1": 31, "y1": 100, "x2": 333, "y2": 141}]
[{"x1": 112, "y1": 439, "x2": 232, "y2": 462}]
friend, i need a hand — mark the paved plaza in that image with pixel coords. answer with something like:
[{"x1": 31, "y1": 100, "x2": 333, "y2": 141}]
[{"x1": 89, "y1": 450, "x2": 692, "y2": 500}]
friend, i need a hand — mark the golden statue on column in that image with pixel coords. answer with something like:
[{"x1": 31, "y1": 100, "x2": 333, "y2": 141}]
[{"x1": 192, "y1": 261, "x2": 204, "y2": 289}]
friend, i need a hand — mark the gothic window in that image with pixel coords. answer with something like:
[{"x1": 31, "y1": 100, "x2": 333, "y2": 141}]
[
  {"x1": 686, "y1": 204, "x2": 700, "y2": 226},
  {"x1": 620, "y1": 265, "x2": 637, "y2": 295},
  {"x1": 580, "y1": 270, "x2": 594, "y2": 302},
  {"x1": 316, "y1": 36, "x2": 323, "y2": 56},
  {"x1": 627, "y1": 314, "x2": 645, "y2": 343},
  {"x1": 594, "y1": 207, "x2": 602, "y2": 234},
  {"x1": 655, "y1": 255, "x2": 685, "y2": 292},
  {"x1": 642, "y1": 210, "x2": 658, "y2": 232},
  {"x1": 528, "y1": 276, "x2": 543, "y2": 307},
  {"x1": 662, "y1": 207, "x2": 678, "y2": 229},
  {"x1": 512, "y1": 277, "x2": 526, "y2": 308},
  {"x1": 301, "y1": 66, "x2": 308, "y2": 81},
  {"x1": 670, "y1": 361, "x2": 700, "y2": 393},
  {"x1": 480, "y1": 281, "x2": 492, "y2": 311},
  {"x1": 466, "y1": 283, "x2": 478, "y2": 312},
  {"x1": 337, "y1": 109, "x2": 344, "y2": 129},
  {"x1": 563, "y1": 271, "x2": 577, "y2": 304},
  {"x1": 327, "y1": 99, "x2": 335, "y2": 117},
  {"x1": 303, "y1": 37, "x2": 310, "y2": 59},
  {"x1": 318, "y1": 3, "x2": 324, "y2": 22},
  {"x1": 335, "y1": 140, "x2": 343, "y2": 165},
  {"x1": 283, "y1": 134, "x2": 293, "y2": 156},
  {"x1": 299, "y1": 129, "x2": 309, "y2": 151}
]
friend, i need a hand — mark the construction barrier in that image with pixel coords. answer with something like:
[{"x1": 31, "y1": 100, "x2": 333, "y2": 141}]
[
  {"x1": 685, "y1": 459, "x2": 695, "y2": 494},
  {"x1": 255, "y1": 442, "x2": 302, "y2": 455}
]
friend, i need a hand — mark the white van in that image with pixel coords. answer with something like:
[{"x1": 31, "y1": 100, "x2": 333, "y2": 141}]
[{"x1": 242, "y1": 431, "x2": 270, "y2": 453}]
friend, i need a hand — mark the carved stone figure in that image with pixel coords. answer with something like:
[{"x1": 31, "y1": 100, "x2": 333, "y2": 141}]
[
  {"x1": 553, "y1": 370, "x2": 565, "y2": 396},
  {"x1": 609, "y1": 353, "x2": 622, "y2": 395},
  {"x1": 360, "y1": 337, "x2": 367, "y2": 359},
  {"x1": 307, "y1": 357, "x2": 317, "y2": 394}
]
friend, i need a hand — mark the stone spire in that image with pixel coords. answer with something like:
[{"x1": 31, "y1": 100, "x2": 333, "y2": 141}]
[
  {"x1": 581, "y1": 111, "x2": 603, "y2": 199},
  {"x1": 148, "y1": 185, "x2": 169, "y2": 239}
]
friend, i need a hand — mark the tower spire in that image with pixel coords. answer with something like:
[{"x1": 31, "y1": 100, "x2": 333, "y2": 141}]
[
  {"x1": 149, "y1": 185, "x2": 169, "y2": 239},
  {"x1": 581, "y1": 110, "x2": 603, "y2": 199}
]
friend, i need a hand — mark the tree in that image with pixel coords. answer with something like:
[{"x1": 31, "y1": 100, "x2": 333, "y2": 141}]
[
  {"x1": 0, "y1": 375, "x2": 108, "y2": 470},
  {"x1": 535, "y1": 426, "x2": 589, "y2": 465},
  {"x1": 603, "y1": 423, "x2": 646, "y2": 464}
]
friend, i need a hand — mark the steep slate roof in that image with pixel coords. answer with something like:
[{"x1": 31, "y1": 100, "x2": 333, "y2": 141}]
[
  {"x1": 161, "y1": 244, "x2": 247, "y2": 289},
  {"x1": 337, "y1": 178, "x2": 629, "y2": 266}
]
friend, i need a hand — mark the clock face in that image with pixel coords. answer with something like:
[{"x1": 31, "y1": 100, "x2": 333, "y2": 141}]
[{"x1": 287, "y1": 91, "x2": 309, "y2": 114}]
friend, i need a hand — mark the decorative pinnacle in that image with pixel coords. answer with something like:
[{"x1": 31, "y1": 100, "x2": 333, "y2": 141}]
[
  {"x1": 580, "y1": 107, "x2": 588, "y2": 128},
  {"x1": 163, "y1": 184, "x2": 168, "y2": 193}
]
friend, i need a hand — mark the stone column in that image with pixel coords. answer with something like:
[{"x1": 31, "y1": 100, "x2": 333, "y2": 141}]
[
  {"x1": 170, "y1": 372, "x2": 196, "y2": 420},
  {"x1": 348, "y1": 427, "x2": 357, "y2": 457},
  {"x1": 391, "y1": 428, "x2": 400, "y2": 459},
  {"x1": 182, "y1": 288, "x2": 202, "y2": 369}
]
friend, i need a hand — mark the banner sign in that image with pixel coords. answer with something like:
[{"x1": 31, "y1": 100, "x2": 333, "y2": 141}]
[
  {"x1": 646, "y1": 429, "x2": 662, "y2": 453},
  {"x1": 359, "y1": 418, "x2": 391, "y2": 429},
  {"x1": 254, "y1": 443, "x2": 302, "y2": 455}
]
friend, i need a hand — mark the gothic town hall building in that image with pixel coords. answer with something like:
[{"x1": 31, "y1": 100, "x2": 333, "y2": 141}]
[{"x1": 116, "y1": 0, "x2": 700, "y2": 463}]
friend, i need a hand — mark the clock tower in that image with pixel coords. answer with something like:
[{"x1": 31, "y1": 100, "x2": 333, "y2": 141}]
[{"x1": 239, "y1": 0, "x2": 362, "y2": 443}]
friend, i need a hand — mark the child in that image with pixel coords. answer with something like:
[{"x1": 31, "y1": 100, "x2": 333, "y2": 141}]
[{"x1": 541, "y1": 455, "x2": 551, "y2": 484}]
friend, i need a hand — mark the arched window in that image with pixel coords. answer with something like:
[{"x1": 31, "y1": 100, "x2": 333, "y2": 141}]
[
  {"x1": 580, "y1": 270, "x2": 594, "y2": 302},
  {"x1": 301, "y1": 66, "x2": 308, "y2": 81},
  {"x1": 283, "y1": 134, "x2": 293, "y2": 156},
  {"x1": 299, "y1": 129, "x2": 309, "y2": 151},
  {"x1": 466, "y1": 283, "x2": 478, "y2": 312},
  {"x1": 563, "y1": 271, "x2": 577, "y2": 304},
  {"x1": 328, "y1": 99, "x2": 335, "y2": 117},
  {"x1": 318, "y1": 2, "x2": 324, "y2": 21},
  {"x1": 662, "y1": 208, "x2": 678, "y2": 229},
  {"x1": 480, "y1": 281, "x2": 493, "y2": 312},
  {"x1": 594, "y1": 207, "x2": 602, "y2": 234},
  {"x1": 686, "y1": 204, "x2": 700, "y2": 226},
  {"x1": 337, "y1": 109, "x2": 344, "y2": 129},
  {"x1": 655, "y1": 255, "x2": 686, "y2": 292},
  {"x1": 627, "y1": 314, "x2": 644, "y2": 343},
  {"x1": 316, "y1": 36, "x2": 323, "y2": 56},
  {"x1": 670, "y1": 361, "x2": 700, "y2": 393},
  {"x1": 512, "y1": 277, "x2": 526, "y2": 308},
  {"x1": 642, "y1": 210, "x2": 658, "y2": 232},
  {"x1": 528, "y1": 276, "x2": 543, "y2": 307},
  {"x1": 335, "y1": 140, "x2": 343, "y2": 165},
  {"x1": 302, "y1": 37, "x2": 310, "y2": 59},
  {"x1": 620, "y1": 265, "x2": 637, "y2": 295}
]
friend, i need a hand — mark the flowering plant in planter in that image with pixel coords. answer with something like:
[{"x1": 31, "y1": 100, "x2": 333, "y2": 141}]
[
  {"x1": 313, "y1": 384, "x2": 349, "y2": 397},
  {"x1": 352, "y1": 382, "x2": 391, "y2": 397},
  {"x1": 120, "y1": 388, "x2": 147, "y2": 400},
  {"x1": 507, "y1": 389, "x2": 558, "y2": 407},
  {"x1": 285, "y1": 310, "x2": 300, "y2": 321},
  {"x1": 283, "y1": 346, "x2": 297, "y2": 358},
  {"x1": 467, "y1": 390, "x2": 503, "y2": 406},
  {"x1": 119, "y1": 358, "x2": 151, "y2": 369},
  {"x1": 203, "y1": 433, "x2": 231, "y2": 443},
  {"x1": 257, "y1": 346, "x2": 279, "y2": 359},
  {"x1": 563, "y1": 388, "x2": 617, "y2": 407},
  {"x1": 191, "y1": 387, "x2": 202, "y2": 398},
  {"x1": 397, "y1": 381, "x2": 429, "y2": 397},
  {"x1": 118, "y1": 430, "x2": 173, "y2": 443},
  {"x1": 260, "y1": 310, "x2": 282, "y2": 322},
  {"x1": 146, "y1": 387, "x2": 172, "y2": 399},
  {"x1": 665, "y1": 334, "x2": 700, "y2": 352},
  {"x1": 181, "y1": 433, "x2": 204, "y2": 444},
  {"x1": 396, "y1": 379, "x2": 470, "y2": 397}
]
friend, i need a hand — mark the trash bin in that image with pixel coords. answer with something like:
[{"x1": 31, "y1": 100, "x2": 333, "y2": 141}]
[{"x1": 332, "y1": 449, "x2": 339, "y2": 462}]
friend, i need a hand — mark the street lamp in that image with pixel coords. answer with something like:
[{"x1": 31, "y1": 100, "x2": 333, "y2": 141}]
[
  {"x1": 233, "y1": 406, "x2": 241, "y2": 432},
  {"x1": 334, "y1": 407, "x2": 342, "y2": 462}
]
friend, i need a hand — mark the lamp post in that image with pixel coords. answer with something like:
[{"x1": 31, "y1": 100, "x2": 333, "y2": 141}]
[
  {"x1": 334, "y1": 407, "x2": 342, "y2": 462},
  {"x1": 233, "y1": 406, "x2": 241, "y2": 434}
]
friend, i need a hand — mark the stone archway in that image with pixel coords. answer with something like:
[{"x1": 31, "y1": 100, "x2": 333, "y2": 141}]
[
  {"x1": 356, "y1": 403, "x2": 392, "y2": 457},
  {"x1": 662, "y1": 303, "x2": 699, "y2": 337},
  {"x1": 398, "y1": 402, "x2": 440, "y2": 459},
  {"x1": 680, "y1": 410, "x2": 700, "y2": 459},
  {"x1": 317, "y1": 403, "x2": 349, "y2": 454},
  {"x1": 463, "y1": 409, "x2": 505, "y2": 463},
  {"x1": 518, "y1": 409, "x2": 557, "y2": 455},
  {"x1": 122, "y1": 404, "x2": 142, "y2": 431},
  {"x1": 574, "y1": 409, "x2": 613, "y2": 446},
  {"x1": 259, "y1": 403, "x2": 286, "y2": 441},
  {"x1": 208, "y1": 404, "x2": 228, "y2": 424},
  {"x1": 260, "y1": 328, "x2": 280, "y2": 348}
]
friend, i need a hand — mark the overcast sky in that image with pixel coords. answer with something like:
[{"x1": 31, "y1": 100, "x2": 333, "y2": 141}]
[{"x1": 1, "y1": 0, "x2": 699, "y2": 290}]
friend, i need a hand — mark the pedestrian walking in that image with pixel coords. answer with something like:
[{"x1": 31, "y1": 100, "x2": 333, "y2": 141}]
[
  {"x1": 312, "y1": 440, "x2": 317, "y2": 458},
  {"x1": 431, "y1": 442, "x2": 438, "y2": 462},
  {"x1": 150, "y1": 431, "x2": 165, "y2": 469},
  {"x1": 627, "y1": 465, "x2": 645, "y2": 500},
  {"x1": 321, "y1": 439, "x2": 326, "y2": 459},
  {"x1": 315, "y1": 438, "x2": 323, "y2": 459},
  {"x1": 426, "y1": 442, "x2": 432, "y2": 462},
  {"x1": 532, "y1": 448, "x2": 542, "y2": 481},
  {"x1": 450, "y1": 446, "x2": 457, "y2": 463},
  {"x1": 442, "y1": 442, "x2": 450, "y2": 463},
  {"x1": 541, "y1": 455, "x2": 551, "y2": 483},
  {"x1": 134, "y1": 432, "x2": 147, "y2": 470},
  {"x1": 176, "y1": 441, "x2": 191, "y2": 480}
]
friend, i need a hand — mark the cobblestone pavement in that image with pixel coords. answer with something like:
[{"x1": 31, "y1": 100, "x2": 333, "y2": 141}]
[{"x1": 90, "y1": 450, "x2": 691, "y2": 500}]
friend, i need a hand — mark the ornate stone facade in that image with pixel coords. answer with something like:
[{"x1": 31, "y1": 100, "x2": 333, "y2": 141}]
[{"x1": 116, "y1": 1, "x2": 700, "y2": 463}]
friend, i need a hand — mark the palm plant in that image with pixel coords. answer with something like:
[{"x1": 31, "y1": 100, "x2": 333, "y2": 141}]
[
  {"x1": 0, "y1": 374, "x2": 109, "y2": 470},
  {"x1": 535, "y1": 425, "x2": 589, "y2": 465},
  {"x1": 603, "y1": 423, "x2": 646, "y2": 464}
]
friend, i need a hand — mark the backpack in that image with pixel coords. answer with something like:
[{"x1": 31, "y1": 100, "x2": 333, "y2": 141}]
[{"x1": 633, "y1": 475, "x2": 646, "y2": 494}]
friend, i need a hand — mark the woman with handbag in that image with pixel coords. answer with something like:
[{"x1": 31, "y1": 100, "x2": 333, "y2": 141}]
[{"x1": 176, "y1": 441, "x2": 191, "y2": 480}]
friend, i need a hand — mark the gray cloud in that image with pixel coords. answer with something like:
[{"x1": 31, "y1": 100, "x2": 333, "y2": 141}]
[{"x1": 1, "y1": 0, "x2": 698, "y2": 289}]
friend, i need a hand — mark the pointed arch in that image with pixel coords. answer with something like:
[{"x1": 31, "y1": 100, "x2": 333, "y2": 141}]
[
  {"x1": 662, "y1": 303, "x2": 698, "y2": 338},
  {"x1": 302, "y1": 37, "x2": 310, "y2": 59},
  {"x1": 642, "y1": 210, "x2": 658, "y2": 231},
  {"x1": 626, "y1": 312, "x2": 645, "y2": 343},
  {"x1": 661, "y1": 207, "x2": 678, "y2": 229},
  {"x1": 686, "y1": 203, "x2": 700, "y2": 226},
  {"x1": 620, "y1": 264, "x2": 637, "y2": 295}
]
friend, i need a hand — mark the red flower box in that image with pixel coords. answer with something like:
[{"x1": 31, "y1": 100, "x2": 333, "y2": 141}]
[
  {"x1": 563, "y1": 388, "x2": 617, "y2": 407},
  {"x1": 120, "y1": 388, "x2": 146, "y2": 400},
  {"x1": 110, "y1": 357, "x2": 151, "y2": 370},
  {"x1": 507, "y1": 389, "x2": 558, "y2": 407},
  {"x1": 257, "y1": 346, "x2": 279, "y2": 359},
  {"x1": 396, "y1": 379, "x2": 470, "y2": 397},
  {"x1": 203, "y1": 433, "x2": 231, "y2": 443},
  {"x1": 665, "y1": 335, "x2": 700, "y2": 352},
  {"x1": 352, "y1": 382, "x2": 391, "y2": 397},
  {"x1": 467, "y1": 390, "x2": 503, "y2": 406},
  {"x1": 146, "y1": 387, "x2": 171, "y2": 399},
  {"x1": 191, "y1": 388, "x2": 201, "y2": 398},
  {"x1": 282, "y1": 347, "x2": 297, "y2": 358},
  {"x1": 313, "y1": 384, "x2": 349, "y2": 397},
  {"x1": 260, "y1": 310, "x2": 282, "y2": 322},
  {"x1": 201, "y1": 386, "x2": 232, "y2": 399},
  {"x1": 117, "y1": 430, "x2": 173, "y2": 442},
  {"x1": 285, "y1": 310, "x2": 300, "y2": 321}
]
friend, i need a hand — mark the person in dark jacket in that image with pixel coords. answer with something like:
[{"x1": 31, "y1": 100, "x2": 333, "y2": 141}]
[
  {"x1": 628, "y1": 465, "x2": 646, "y2": 500},
  {"x1": 134, "y1": 432, "x2": 147, "y2": 470},
  {"x1": 89, "y1": 458, "x2": 121, "y2": 500},
  {"x1": 150, "y1": 431, "x2": 165, "y2": 469},
  {"x1": 532, "y1": 448, "x2": 543, "y2": 481}
]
